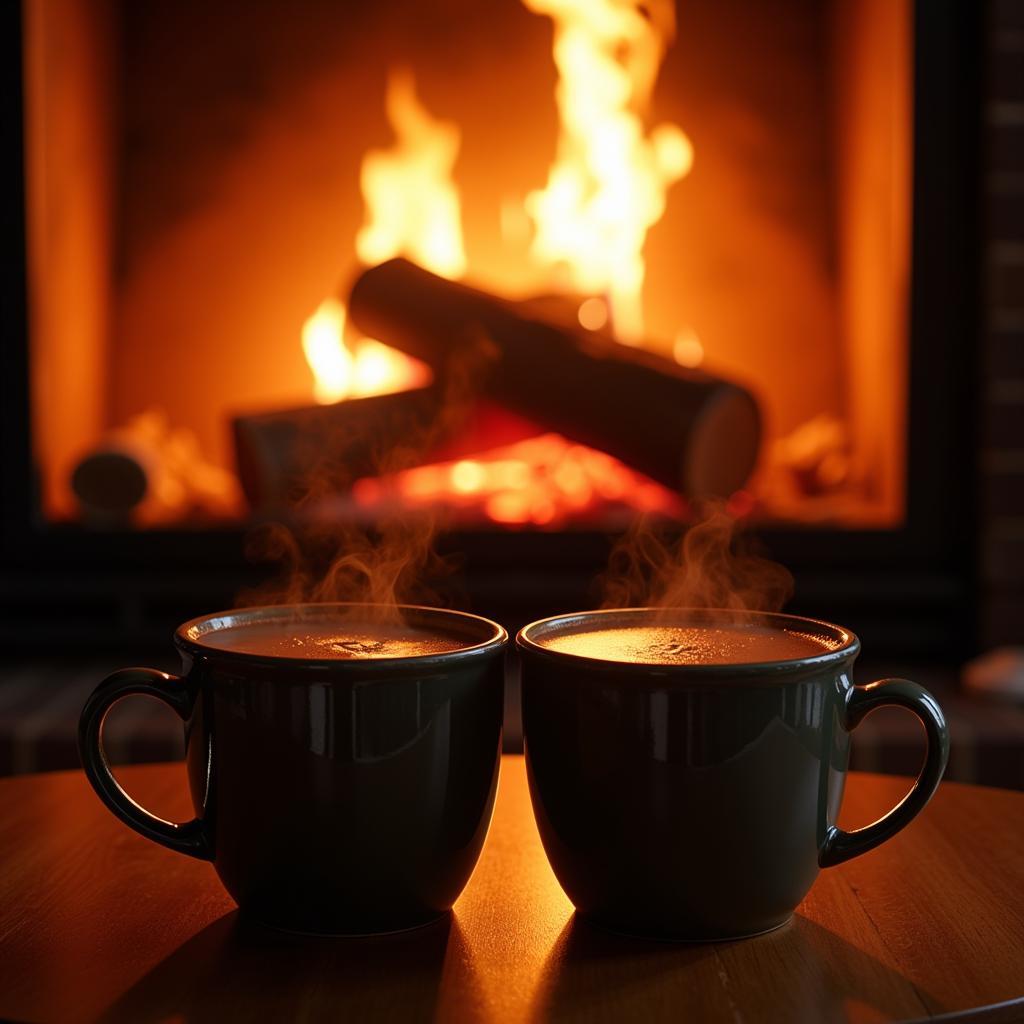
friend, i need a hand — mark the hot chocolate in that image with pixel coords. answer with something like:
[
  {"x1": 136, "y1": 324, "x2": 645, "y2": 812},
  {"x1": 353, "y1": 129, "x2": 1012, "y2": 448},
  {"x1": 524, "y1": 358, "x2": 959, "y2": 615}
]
[
  {"x1": 537, "y1": 621, "x2": 839, "y2": 665},
  {"x1": 204, "y1": 619, "x2": 466, "y2": 660},
  {"x1": 81, "y1": 602, "x2": 508, "y2": 935}
]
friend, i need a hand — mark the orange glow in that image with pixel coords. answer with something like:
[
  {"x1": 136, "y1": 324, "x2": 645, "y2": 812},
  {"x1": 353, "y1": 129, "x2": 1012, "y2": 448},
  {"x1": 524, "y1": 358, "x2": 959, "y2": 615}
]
[
  {"x1": 301, "y1": 298, "x2": 428, "y2": 405},
  {"x1": 269, "y1": 18, "x2": 903, "y2": 529},
  {"x1": 300, "y1": 38, "x2": 695, "y2": 520},
  {"x1": 451, "y1": 459, "x2": 487, "y2": 494},
  {"x1": 672, "y1": 327, "x2": 704, "y2": 368},
  {"x1": 356, "y1": 69, "x2": 466, "y2": 280},
  {"x1": 301, "y1": 299, "x2": 352, "y2": 403},
  {"x1": 522, "y1": 0, "x2": 693, "y2": 342},
  {"x1": 303, "y1": 69, "x2": 456, "y2": 407},
  {"x1": 576, "y1": 297, "x2": 608, "y2": 331},
  {"x1": 773, "y1": 414, "x2": 851, "y2": 497},
  {"x1": 353, "y1": 433, "x2": 684, "y2": 527},
  {"x1": 92, "y1": 410, "x2": 242, "y2": 525},
  {"x1": 486, "y1": 491, "x2": 533, "y2": 525},
  {"x1": 351, "y1": 339, "x2": 422, "y2": 395}
]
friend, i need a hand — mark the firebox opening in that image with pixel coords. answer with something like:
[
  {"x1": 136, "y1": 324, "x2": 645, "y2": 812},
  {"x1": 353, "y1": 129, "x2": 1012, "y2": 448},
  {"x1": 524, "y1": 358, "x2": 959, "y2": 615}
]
[{"x1": 24, "y1": 0, "x2": 910, "y2": 531}]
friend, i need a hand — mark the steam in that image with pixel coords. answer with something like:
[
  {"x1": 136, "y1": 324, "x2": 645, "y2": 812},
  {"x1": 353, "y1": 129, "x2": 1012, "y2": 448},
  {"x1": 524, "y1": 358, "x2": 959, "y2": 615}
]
[
  {"x1": 237, "y1": 341, "x2": 493, "y2": 623},
  {"x1": 599, "y1": 500, "x2": 793, "y2": 613},
  {"x1": 238, "y1": 513, "x2": 449, "y2": 623}
]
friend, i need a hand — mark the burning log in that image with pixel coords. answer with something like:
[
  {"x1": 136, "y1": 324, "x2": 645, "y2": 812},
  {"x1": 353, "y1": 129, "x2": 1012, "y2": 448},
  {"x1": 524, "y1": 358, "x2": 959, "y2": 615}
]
[
  {"x1": 232, "y1": 387, "x2": 444, "y2": 510},
  {"x1": 349, "y1": 259, "x2": 761, "y2": 497}
]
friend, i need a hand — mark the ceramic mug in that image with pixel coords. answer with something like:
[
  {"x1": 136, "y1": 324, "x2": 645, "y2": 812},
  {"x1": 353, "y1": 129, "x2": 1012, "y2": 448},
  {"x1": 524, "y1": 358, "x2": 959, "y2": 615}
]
[
  {"x1": 79, "y1": 603, "x2": 507, "y2": 935},
  {"x1": 518, "y1": 608, "x2": 949, "y2": 941}
]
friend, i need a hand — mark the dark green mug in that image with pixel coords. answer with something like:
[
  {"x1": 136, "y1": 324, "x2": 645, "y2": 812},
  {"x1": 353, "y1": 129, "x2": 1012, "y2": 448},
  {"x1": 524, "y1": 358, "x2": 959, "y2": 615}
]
[
  {"x1": 518, "y1": 608, "x2": 949, "y2": 941},
  {"x1": 79, "y1": 603, "x2": 507, "y2": 935}
]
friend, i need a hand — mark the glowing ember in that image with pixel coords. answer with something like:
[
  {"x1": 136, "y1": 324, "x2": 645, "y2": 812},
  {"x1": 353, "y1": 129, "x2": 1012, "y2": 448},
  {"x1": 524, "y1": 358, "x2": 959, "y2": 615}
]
[
  {"x1": 351, "y1": 433, "x2": 684, "y2": 527},
  {"x1": 522, "y1": 0, "x2": 693, "y2": 342}
]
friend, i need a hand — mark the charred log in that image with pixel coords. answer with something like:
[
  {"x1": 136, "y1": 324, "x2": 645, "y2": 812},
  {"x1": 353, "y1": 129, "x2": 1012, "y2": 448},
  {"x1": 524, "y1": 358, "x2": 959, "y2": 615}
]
[
  {"x1": 232, "y1": 387, "x2": 444, "y2": 511},
  {"x1": 349, "y1": 259, "x2": 760, "y2": 497}
]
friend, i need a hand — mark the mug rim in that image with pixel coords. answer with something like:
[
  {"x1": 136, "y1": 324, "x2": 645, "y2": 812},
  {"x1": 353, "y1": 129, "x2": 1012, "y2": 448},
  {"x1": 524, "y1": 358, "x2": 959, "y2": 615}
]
[
  {"x1": 175, "y1": 602, "x2": 508, "y2": 668},
  {"x1": 516, "y1": 607, "x2": 860, "y2": 675}
]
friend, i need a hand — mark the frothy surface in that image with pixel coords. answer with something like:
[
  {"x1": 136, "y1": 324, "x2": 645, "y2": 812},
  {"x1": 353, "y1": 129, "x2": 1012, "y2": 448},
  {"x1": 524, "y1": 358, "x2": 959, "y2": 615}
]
[
  {"x1": 202, "y1": 620, "x2": 466, "y2": 660},
  {"x1": 537, "y1": 623, "x2": 840, "y2": 665}
]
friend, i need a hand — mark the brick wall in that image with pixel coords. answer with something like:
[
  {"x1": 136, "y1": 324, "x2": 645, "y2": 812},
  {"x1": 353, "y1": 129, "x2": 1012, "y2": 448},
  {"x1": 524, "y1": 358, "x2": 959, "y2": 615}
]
[{"x1": 981, "y1": 0, "x2": 1024, "y2": 647}]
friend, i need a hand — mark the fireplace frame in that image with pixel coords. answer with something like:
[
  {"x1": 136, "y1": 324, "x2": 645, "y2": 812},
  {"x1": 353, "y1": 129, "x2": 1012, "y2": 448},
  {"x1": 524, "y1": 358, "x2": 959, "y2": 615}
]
[{"x1": 0, "y1": 0, "x2": 983, "y2": 658}]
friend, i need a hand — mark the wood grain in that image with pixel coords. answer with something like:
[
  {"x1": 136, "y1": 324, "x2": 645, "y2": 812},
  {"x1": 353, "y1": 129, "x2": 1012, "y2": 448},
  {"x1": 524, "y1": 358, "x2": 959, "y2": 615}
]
[{"x1": 0, "y1": 758, "x2": 1021, "y2": 1023}]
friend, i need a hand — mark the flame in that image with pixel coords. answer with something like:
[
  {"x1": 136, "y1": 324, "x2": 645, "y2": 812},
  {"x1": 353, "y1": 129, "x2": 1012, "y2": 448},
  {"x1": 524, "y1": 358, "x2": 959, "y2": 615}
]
[
  {"x1": 302, "y1": 299, "x2": 352, "y2": 403},
  {"x1": 356, "y1": 69, "x2": 466, "y2": 280},
  {"x1": 523, "y1": 0, "x2": 693, "y2": 342},
  {"x1": 301, "y1": 298, "x2": 427, "y2": 405},
  {"x1": 301, "y1": 23, "x2": 697, "y2": 521},
  {"x1": 304, "y1": 70, "x2": 463, "y2": 405}
]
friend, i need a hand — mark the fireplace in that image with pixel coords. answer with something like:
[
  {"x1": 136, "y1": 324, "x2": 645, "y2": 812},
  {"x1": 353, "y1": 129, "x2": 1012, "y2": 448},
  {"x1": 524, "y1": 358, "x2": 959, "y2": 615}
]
[{"x1": 1, "y1": 0, "x2": 984, "y2": 657}]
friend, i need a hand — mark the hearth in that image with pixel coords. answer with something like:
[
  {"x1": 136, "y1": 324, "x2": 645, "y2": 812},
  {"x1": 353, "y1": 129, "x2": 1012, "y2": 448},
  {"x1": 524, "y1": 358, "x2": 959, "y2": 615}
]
[{"x1": 1, "y1": 0, "x2": 983, "y2": 656}]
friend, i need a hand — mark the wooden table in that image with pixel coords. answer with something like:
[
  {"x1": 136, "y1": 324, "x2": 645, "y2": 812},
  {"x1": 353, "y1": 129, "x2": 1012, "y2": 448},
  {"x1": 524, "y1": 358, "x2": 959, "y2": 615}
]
[{"x1": 0, "y1": 757, "x2": 1021, "y2": 1023}]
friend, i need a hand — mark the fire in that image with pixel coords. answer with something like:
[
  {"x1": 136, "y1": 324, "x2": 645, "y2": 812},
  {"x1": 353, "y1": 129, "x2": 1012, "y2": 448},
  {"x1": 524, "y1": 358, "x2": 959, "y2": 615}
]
[
  {"x1": 672, "y1": 326, "x2": 704, "y2": 368},
  {"x1": 303, "y1": 70, "x2": 463, "y2": 406},
  {"x1": 356, "y1": 69, "x2": 466, "y2": 280},
  {"x1": 301, "y1": 298, "x2": 427, "y2": 405},
  {"x1": 351, "y1": 433, "x2": 684, "y2": 527},
  {"x1": 522, "y1": 0, "x2": 693, "y2": 342},
  {"x1": 301, "y1": 21, "x2": 696, "y2": 524},
  {"x1": 301, "y1": 299, "x2": 350, "y2": 404}
]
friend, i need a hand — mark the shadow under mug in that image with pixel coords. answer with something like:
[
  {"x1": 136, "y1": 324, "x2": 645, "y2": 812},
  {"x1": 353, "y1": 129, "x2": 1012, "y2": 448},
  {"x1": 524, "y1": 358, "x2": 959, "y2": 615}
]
[
  {"x1": 78, "y1": 603, "x2": 507, "y2": 935},
  {"x1": 517, "y1": 608, "x2": 949, "y2": 942}
]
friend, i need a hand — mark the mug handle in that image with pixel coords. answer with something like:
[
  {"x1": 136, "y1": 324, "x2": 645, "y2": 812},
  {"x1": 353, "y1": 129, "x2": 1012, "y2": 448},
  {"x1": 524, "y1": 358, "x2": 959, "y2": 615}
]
[
  {"x1": 819, "y1": 678, "x2": 949, "y2": 868},
  {"x1": 78, "y1": 667, "x2": 212, "y2": 860}
]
